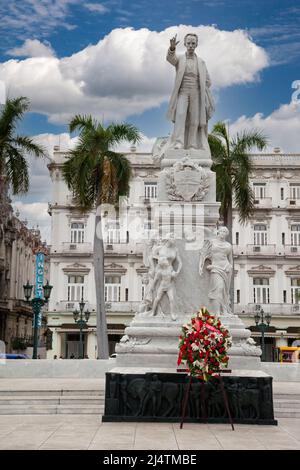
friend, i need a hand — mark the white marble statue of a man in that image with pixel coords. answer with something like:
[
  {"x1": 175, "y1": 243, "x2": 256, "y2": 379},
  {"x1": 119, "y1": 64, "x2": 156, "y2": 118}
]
[{"x1": 167, "y1": 33, "x2": 215, "y2": 150}]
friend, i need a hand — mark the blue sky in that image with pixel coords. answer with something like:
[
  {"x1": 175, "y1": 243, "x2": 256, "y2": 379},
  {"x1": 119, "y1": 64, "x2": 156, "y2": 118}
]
[{"x1": 0, "y1": 0, "x2": 299, "y2": 240}]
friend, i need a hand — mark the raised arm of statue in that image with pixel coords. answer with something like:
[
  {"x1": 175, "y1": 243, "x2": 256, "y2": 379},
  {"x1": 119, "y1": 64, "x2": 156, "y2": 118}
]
[
  {"x1": 199, "y1": 239, "x2": 212, "y2": 276},
  {"x1": 167, "y1": 35, "x2": 179, "y2": 66}
]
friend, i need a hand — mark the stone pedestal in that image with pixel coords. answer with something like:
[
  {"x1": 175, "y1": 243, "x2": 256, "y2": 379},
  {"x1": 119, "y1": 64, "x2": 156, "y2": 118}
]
[
  {"x1": 116, "y1": 144, "x2": 262, "y2": 370},
  {"x1": 103, "y1": 370, "x2": 277, "y2": 425},
  {"x1": 116, "y1": 315, "x2": 261, "y2": 370}
]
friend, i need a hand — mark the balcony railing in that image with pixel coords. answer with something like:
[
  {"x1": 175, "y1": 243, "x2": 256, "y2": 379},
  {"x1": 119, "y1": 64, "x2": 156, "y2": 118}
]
[
  {"x1": 284, "y1": 245, "x2": 300, "y2": 256},
  {"x1": 139, "y1": 195, "x2": 157, "y2": 204},
  {"x1": 285, "y1": 198, "x2": 300, "y2": 208},
  {"x1": 246, "y1": 244, "x2": 276, "y2": 255},
  {"x1": 61, "y1": 242, "x2": 93, "y2": 253},
  {"x1": 235, "y1": 303, "x2": 300, "y2": 316},
  {"x1": 104, "y1": 242, "x2": 143, "y2": 255},
  {"x1": 59, "y1": 301, "x2": 97, "y2": 312},
  {"x1": 253, "y1": 197, "x2": 272, "y2": 208},
  {"x1": 66, "y1": 194, "x2": 76, "y2": 204},
  {"x1": 105, "y1": 301, "x2": 140, "y2": 313}
]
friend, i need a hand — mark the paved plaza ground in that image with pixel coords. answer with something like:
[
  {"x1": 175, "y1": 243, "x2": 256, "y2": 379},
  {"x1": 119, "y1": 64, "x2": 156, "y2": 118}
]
[
  {"x1": 0, "y1": 379, "x2": 299, "y2": 450},
  {"x1": 0, "y1": 414, "x2": 299, "y2": 450}
]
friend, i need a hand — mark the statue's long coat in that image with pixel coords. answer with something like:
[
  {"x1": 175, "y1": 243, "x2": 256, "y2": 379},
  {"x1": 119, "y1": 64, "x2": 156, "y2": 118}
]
[{"x1": 166, "y1": 48, "x2": 215, "y2": 126}]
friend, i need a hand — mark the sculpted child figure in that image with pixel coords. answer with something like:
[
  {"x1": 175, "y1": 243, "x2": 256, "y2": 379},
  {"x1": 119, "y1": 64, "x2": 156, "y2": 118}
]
[{"x1": 151, "y1": 256, "x2": 178, "y2": 321}]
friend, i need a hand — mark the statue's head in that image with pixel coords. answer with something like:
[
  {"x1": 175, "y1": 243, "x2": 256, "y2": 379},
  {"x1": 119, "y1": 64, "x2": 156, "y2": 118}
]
[
  {"x1": 184, "y1": 33, "x2": 198, "y2": 53},
  {"x1": 216, "y1": 226, "x2": 229, "y2": 241}
]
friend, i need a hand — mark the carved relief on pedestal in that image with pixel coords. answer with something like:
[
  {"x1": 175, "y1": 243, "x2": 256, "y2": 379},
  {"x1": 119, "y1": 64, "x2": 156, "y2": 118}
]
[{"x1": 164, "y1": 157, "x2": 210, "y2": 202}]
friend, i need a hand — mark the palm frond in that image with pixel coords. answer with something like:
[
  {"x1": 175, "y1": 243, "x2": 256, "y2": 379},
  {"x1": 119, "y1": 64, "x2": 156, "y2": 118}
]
[
  {"x1": 211, "y1": 121, "x2": 230, "y2": 155},
  {"x1": 0, "y1": 97, "x2": 30, "y2": 143},
  {"x1": 208, "y1": 134, "x2": 227, "y2": 164},
  {"x1": 69, "y1": 114, "x2": 96, "y2": 134},
  {"x1": 209, "y1": 121, "x2": 267, "y2": 226},
  {"x1": 105, "y1": 150, "x2": 132, "y2": 198},
  {"x1": 232, "y1": 129, "x2": 268, "y2": 153},
  {"x1": 13, "y1": 135, "x2": 47, "y2": 159},
  {"x1": 5, "y1": 145, "x2": 29, "y2": 194},
  {"x1": 106, "y1": 123, "x2": 141, "y2": 147}
]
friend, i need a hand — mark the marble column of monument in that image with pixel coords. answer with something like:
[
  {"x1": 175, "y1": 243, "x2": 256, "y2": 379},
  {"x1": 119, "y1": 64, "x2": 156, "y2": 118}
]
[{"x1": 115, "y1": 33, "x2": 262, "y2": 370}]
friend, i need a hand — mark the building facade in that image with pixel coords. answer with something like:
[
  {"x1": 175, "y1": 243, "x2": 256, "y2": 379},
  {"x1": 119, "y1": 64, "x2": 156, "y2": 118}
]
[
  {"x1": 0, "y1": 190, "x2": 49, "y2": 354},
  {"x1": 47, "y1": 146, "x2": 300, "y2": 360},
  {"x1": 234, "y1": 151, "x2": 300, "y2": 360},
  {"x1": 47, "y1": 148, "x2": 158, "y2": 358}
]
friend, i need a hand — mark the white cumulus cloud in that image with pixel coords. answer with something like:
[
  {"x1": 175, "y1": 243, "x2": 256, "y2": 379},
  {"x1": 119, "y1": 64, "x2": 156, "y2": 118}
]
[
  {"x1": 12, "y1": 201, "x2": 51, "y2": 243},
  {"x1": 0, "y1": 25, "x2": 269, "y2": 124},
  {"x1": 7, "y1": 39, "x2": 55, "y2": 58},
  {"x1": 12, "y1": 131, "x2": 156, "y2": 242},
  {"x1": 229, "y1": 101, "x2": 300, "y2": 153}
]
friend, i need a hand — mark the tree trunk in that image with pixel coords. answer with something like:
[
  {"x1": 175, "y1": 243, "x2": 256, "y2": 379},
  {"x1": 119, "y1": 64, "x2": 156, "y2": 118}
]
[
  {"x1": 225, "y1": 204, "x2": 235, "y2": 312},
  {"x1": 94, "y1": 210, "x2": 109, "y2": 359}
]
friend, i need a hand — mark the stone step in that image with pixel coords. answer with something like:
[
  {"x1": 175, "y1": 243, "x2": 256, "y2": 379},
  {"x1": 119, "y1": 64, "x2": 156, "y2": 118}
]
[
  {"x1": 274, "y1": 399, "x2": 300, "y2": 409},
  {"x1": 274, "y1": 408, "x2": 300, "y2": 418},
  {"x1": 0, "y1": 389, "x2": 104, "y2": 397},
  {"x1": 274, "y1": 394, "x2": 300, "y2": 401},
  {"x1": 0, "y1": 396, "x2": 105, "y2": 406},
  {"x1": 0, "y1": 404, "x2": 104, "y2": 415}
]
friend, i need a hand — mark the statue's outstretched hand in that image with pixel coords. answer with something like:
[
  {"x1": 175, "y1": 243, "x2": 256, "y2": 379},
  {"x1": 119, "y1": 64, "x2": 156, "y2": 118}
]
[{"x1": 170, "y1": 35, "x2": 180, "y2": 51}]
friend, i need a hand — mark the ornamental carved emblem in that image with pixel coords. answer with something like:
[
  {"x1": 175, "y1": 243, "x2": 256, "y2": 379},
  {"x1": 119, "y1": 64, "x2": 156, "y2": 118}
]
[{"x1": 165, "y1": 157, "x2": 210, "y2": 201}]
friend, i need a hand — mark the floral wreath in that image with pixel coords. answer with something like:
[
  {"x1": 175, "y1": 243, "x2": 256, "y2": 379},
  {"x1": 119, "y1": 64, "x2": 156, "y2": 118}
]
[{"x1": 177, "y1": 307, "x2": 232, "y2": 381}]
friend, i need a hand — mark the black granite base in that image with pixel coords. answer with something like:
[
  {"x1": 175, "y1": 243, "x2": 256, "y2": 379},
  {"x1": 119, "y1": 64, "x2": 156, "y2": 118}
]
[{"x1": 102, "y1": 372, "x2": 277, "y2": 425}]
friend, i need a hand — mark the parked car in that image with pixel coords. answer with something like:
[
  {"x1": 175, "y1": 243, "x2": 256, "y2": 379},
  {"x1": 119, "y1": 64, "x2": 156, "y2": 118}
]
[{"x1": 0, "y1": 353, "x2": 29, "y2": 359}]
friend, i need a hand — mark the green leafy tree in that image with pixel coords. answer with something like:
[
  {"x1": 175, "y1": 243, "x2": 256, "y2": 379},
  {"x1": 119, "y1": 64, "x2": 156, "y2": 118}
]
[
  {"x1": 62, "y1": 115, "x2": 141, "y2": 358},
  {"x1": 0, "y1": 97, "x2": 46, "y2": 197}
]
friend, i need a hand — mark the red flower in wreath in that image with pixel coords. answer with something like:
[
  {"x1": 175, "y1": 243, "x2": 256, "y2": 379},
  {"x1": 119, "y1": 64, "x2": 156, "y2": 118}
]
[{"x1": 177, "y1": 307, "x2": 232, "y2": 381}]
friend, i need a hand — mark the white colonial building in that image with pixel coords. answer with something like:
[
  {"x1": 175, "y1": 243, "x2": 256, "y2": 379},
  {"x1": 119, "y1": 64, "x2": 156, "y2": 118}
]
[
  {"x1": 47, "y1": 145, "x2": 300, "y2": 360},
  {"x1": 47, "y1": 147, "x2": 159, "y2": 358},
  {"x1": 234, "y1": 149, "x2": 300, "y2": 360}
]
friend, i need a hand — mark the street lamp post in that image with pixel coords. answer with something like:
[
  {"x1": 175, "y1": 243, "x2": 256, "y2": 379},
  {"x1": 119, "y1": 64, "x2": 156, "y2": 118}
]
[
  {"x1": 73, "y1": 297, "x2": 90, "y2": 359},
  {"x1": 23, "y1": 280, "x2": 53, "y2": 359},
  {"x1": 254, "y1": 306, "x2": 271, "y2": 362}
]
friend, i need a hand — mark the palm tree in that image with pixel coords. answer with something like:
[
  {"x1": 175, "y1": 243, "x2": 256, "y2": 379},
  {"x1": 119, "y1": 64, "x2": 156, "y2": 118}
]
[
  {"x1": 209, "y1": 121, "x2": 268, "y2": 242},
  {"x1": 62, "y1": 115, "x2": 141, "y2": 359},
  {"x1": 209, "y1": 121, "x2": 268, "y2": 309},
  {"x1": 0, "y1": 97, "x2": 46, "y2": 198}
]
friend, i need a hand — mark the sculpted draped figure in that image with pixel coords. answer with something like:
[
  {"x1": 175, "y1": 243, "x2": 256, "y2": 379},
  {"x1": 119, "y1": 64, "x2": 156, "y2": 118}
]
[
  {"x1": 140, "y1": 234, "x2": 182, "y2": 321},
  {"x1": 199, "y1": 227, "x2": 233, "y2": 317},
  {"x1": 167, "y1": 33, "x2": 215, "y2": 150}
]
